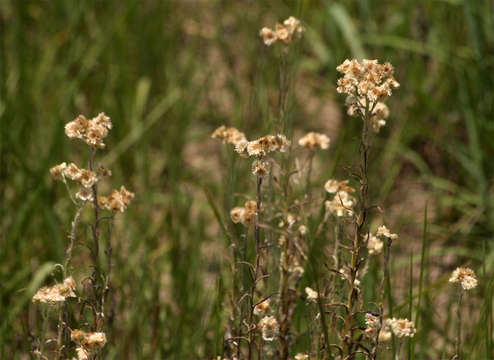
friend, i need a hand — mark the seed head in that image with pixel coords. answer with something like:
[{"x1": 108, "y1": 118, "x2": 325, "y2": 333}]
[{"x1": 385, "y1": 318, "x2": 416, "y2": 338}]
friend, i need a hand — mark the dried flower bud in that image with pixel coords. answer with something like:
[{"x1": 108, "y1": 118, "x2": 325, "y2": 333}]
[
  {"x1": 50, "y1": 162, "x2": 67, "y2": 180},
  {"x1": 76, "y1": 187, "x2": 94, "y2": 202}
]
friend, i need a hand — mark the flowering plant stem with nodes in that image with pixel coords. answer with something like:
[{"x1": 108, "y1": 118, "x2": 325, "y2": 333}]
[{"x1": 343, "y1": 100, "x2": 375, "y2": 359}]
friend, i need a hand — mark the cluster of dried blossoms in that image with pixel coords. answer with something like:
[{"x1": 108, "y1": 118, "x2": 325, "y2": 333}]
[
  {"x1": 364, "y1": 225, "x2": 398, "y2": 255},
  {"x1": 98, "y1": 186, "x2": 135, "y2": 213},
  {"x1": 32, "y1": 113, "x2": 134, "y2": 359},
  {"x1": 365, "y1": 314, "x2": 416, "y2": 342},
  {"x1": 324, "y1": 179, "x2": 356, "y2": 217},
  {"x1": 65, "y1": 113, "x2": 112, "y2": 148},
  {"x1": 230, "y1": 200, "x2": 262, "y2": 227},
  {"x1": 337, "y1": 59, "x2": 399, "y2": 132},
  {"x1": 259, "y1": 16, "x2": 304, "y2": 46},
  {"x1": 212, "y1": 125, "x2": 290, "y2": 177},
  {"x1": 449, "y1": 267, "x2": 478, "y2": 290},
  {"x1": 71, "y1": 330, "x2": 107, "y2": 360},
  {"x1": 298, "y1": 132, "x2": 330, "y2": 150},
  {"x1": 32, "y1": 277, "x2": 76, "y2": 304}
]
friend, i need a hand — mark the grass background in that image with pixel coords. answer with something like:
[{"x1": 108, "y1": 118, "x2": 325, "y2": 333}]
[{"x1": 1, "y1": 0, "x2": 494, "y2": 358}]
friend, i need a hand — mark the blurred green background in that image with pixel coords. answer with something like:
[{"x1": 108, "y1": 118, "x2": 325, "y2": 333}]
[{"x1": 1, "y1": 0, "x2": 494, "y2": 358}]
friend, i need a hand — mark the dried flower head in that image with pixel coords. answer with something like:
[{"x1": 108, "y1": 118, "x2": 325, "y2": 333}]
[
  {"x1": 50, "y1": 162, "x2": 67, "y2": 180},
  {"x1": 295, "y1": 354, "x2": 309, "y2": 360},
  {"x1": 449, "y1": 267, "x2": 478, "y2": 290},
  {"x1": 324, "y1": 179, "x2": 355, "y2": 194},
  {"x1": 71, "y1": 329, "x2": 107, "y2": 350},
  {"x1": 98, "y1": 186, "x2": 135, "y2": 212},
  {"x1": 365, "y1": 233, "x2": 383, "y2": 255},
  {"x1": 305, "y1": 287, "x2": 318, "y2": 302},
  {"x1": 211, "y1": 125, "x2": 247, "y2": 146},
  {"x1": 246, "y1": 134, "x2": 290, "y2": 157},
  {"x1": 64, "y1": 162, "x2": 82, "y2": 181},
  {"x1": 347, "y1": 97, "x2": 390, "y2": 132},
  {"x1": 252, "y1": 159, "x2": 269, "y2": 177},
  {"x1": 230, "y1": 207, "x2": 245, "y2": 224},
  {"x1": 254, "y1": 299, "x2": 271, "y2": 316},
  {"x1": 76, "y1": 187, "x2": 94, "y2": 202},
  {"x1": 325, "y1": 190, "x2": 355, "y2": 217},
  {"x1": 65, "y1": 113, "x2": 112, "y2": 148},
  {"x1": 298, "y1": 132, "x2": 330, "y2": 150},
  {"x1": 259, "y1": 27, "x2": 277, "y2": 46},
  {"x1": 258, "y1": 316, "x2": 280, "y2": 341},
  {"x1": 259, "y1": 16, "x2": 304, "y2": 46},
  {"x1": 79, "y1": 169, "x2": 98, "y2": 188},
  {"x1": 230, "y1": 200, "x2": 261, "y2": 227},
  {"x1": 385, "y1": 318, "x2": 416, "y2": 338},
  {"x1": 337, "y1": 59, "x2": 399, "y2": 124},
  {"x1": 376, "y1": 225, "x2": 398, "y2": 240},
  {"x1": 32, "y1": 276, "x2": 77, "y2": 304},
  {"x1": 364, "y1": 313, "x2": 380, "y2": 338}
]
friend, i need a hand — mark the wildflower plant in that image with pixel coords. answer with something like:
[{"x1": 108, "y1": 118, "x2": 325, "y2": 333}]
[{"x1": 31, "y1": 113, "x2": 134, "y2": 359}]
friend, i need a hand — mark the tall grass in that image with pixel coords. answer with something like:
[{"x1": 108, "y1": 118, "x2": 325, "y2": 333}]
[{"x1": 1, "y1": 0, "x2": 493, "y2": 358}]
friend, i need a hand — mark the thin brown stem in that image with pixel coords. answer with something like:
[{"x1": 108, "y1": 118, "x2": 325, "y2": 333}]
[
  {"x1": 455, "y1": 288, "x2": 463, "y2": 360},
  {"x1": 247, "y1": 175, "x2": 263, "y2": 360}
]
